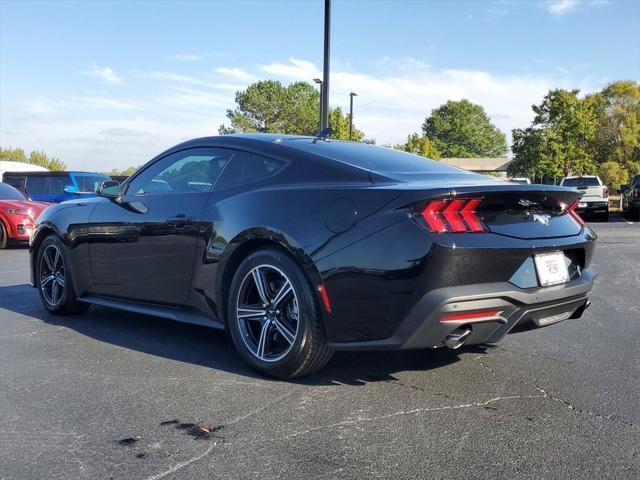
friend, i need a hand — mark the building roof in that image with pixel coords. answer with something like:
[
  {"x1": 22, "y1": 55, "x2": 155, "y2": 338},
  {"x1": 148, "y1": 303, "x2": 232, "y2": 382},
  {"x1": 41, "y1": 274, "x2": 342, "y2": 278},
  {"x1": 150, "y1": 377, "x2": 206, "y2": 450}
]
[{"x1": 439, "y1": 157, "x2": 512, "y2": 172}]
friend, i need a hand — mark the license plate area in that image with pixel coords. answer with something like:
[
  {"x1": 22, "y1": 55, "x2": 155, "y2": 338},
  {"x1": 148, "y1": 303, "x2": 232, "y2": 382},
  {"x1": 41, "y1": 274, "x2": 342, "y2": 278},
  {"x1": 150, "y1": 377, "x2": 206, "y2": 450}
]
[{"x1": 534, "y1": 251, "x2": 570, "y2": 287}]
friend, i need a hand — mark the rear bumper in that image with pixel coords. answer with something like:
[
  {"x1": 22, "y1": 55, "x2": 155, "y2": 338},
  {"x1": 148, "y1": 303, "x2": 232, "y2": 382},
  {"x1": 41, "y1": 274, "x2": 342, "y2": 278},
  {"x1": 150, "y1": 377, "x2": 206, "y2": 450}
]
[
  {"x1": 328, "y1": 268, "x2": 594, "y2": 351},
  {"x1": 576, "y1": 202, "x2": 608, "y2": 214}
]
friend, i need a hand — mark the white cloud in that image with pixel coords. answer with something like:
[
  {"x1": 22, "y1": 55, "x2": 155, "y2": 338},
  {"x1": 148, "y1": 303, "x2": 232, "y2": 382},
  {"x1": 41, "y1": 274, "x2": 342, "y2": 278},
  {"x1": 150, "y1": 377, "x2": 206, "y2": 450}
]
[
  {"x1": 3, "y1": 56, "x2": 605, "y2": 170},
  {"x1": 80, "y1": 63, "x2": 124, "y2": 85},
  {"x1": 215, "y1": 67, "x2": 258, "y2": 82},
  {"x1": 546, "y1": 0, "x2": 580, "y2": 15},
  {"x1": 260, "y1": 57, "x2": 321, "y2": 80},
  {"x1": 259, "y1": 57, "x2": 602, "y2": 148},
  {"x1": 167, "y1": 53, "x2": 205, "y2": 62}
]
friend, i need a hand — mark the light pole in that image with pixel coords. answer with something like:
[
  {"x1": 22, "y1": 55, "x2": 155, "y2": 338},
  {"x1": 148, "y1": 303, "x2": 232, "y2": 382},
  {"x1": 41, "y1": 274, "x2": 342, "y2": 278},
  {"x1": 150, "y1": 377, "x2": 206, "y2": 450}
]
[
  {"x1": 349, "y1": 92, "x2": 357, "y2": 140},
  {"x1": 313, "y1": 78, "x2": 323, "y2": 133},
  {"x1": 321, "y1": 0, "x2": 331, "y2": 130}
]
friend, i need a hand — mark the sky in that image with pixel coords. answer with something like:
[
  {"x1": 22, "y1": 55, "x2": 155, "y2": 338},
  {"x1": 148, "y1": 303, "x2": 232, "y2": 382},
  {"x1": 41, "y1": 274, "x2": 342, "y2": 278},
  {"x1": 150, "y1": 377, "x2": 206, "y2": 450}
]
[{"x1": 1, "y1": 0, "x2": 639, "y2": 171}]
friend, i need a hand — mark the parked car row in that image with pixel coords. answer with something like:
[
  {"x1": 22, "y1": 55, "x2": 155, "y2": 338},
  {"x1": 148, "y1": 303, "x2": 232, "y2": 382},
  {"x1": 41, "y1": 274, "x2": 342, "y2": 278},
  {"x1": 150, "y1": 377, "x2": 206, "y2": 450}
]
[
  {"x1": 2, "y1": 171, "x2": 111, "y2": 203},
  {"x1": 0, "y1": 170, "x2": 111, "y2": 248},
  {"x1": 0, "y1": 182, "x2": 51, "y2": 248}
]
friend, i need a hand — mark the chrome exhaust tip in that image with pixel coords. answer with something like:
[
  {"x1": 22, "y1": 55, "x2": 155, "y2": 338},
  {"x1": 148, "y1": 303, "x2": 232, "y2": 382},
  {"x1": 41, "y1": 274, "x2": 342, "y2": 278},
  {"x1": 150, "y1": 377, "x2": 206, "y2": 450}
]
[{"x1": 444, "y1": 326, "x2": 472, "y2": 350}]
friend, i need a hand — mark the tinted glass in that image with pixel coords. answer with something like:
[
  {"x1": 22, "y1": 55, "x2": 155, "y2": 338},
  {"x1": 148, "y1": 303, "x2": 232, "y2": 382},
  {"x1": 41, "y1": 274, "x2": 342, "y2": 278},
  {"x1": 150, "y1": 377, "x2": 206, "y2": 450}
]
[
  {"x1": 48, "y1": 176, "x2": 68, "y2": 195},
  {"x1": 632, "y1": 175, "x2": 640, "y2": 186},
  {"x1": 0, "y1": 182, "x2": 27, "y2": 200},
  {"x1": 74, "y1": 174, "x2": 109, "y2": 192},
  {"x1": 562, "y1": 177, "x2": 600, "y2": 188},
  {"x1": 214, "y1": 151, "x2": 284, "y2": 190},
  {"x1": 284, "y1": 140, "x2": 462, "y2": 175},
  {"x1": 3, "y1": 175, "x2": 26, "y2": 189},
  {"x1": 128, "y1": 148, "x2": 233, "y2": 196},
  {"x1": 26, "y1": 176, "x2": 46, "y2": 194}
]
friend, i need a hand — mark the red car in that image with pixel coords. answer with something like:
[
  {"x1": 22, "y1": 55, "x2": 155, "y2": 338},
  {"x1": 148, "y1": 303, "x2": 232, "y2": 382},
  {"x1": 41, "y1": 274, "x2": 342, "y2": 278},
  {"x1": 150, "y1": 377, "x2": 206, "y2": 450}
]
[{"x1": 0, "y1": 182, "x2": 51, "y2": 248}]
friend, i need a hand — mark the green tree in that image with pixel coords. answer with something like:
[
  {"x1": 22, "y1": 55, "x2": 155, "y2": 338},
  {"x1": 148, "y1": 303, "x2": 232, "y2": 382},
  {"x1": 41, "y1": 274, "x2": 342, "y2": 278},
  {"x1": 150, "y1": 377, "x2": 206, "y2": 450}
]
[
  {"x1": 394, "y1": 133, "x2": 441, "y2": 158},
  {"x1": 422, "y1": 99, "x2": 507, "y2": 157},
  {"x1": 328, "y1": 107, "x2": 364, "y2": 141},
  {"x1": 219, "y1": 80, "x2": 366, "y2": 140},
  {"x1": 106, "y1": 166, "x2": 138, "y2": 177},
  {"x1": 29, "y1": 150, "x2": 66, "y2": 171},
  {"x1": 0, "y1": 147, "x2": 27, "y2": 162},
  {"x1": 592, "y1": 80, "x2": 640, "y2": 173},
  {"x1": 220, "y1": 80, "x2": 319, "y2": 135},
  {"x1": 598, "y1": 161, "x2": 629, "y2": 191},
  {"x1": 508, "y1": 89, "x2": 599, "y2": 179},
  {"x1": 1, "y1": 147, "x2": 65, "y2": 170}
]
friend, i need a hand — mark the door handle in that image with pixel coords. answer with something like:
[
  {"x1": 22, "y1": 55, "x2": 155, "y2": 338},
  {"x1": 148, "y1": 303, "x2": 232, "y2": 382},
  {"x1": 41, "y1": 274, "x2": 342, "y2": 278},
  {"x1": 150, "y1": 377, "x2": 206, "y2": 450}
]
[{"x1": 167, "y1": 214, "x2": 195, "y2": 228}]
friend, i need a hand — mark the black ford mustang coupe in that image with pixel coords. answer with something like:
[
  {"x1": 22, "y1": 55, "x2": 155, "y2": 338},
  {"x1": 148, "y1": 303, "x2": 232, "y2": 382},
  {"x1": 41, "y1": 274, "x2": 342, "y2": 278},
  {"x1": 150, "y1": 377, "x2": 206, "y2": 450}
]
[{"x1": 30, "y1": 134, "x2": 596, "y2": 378}]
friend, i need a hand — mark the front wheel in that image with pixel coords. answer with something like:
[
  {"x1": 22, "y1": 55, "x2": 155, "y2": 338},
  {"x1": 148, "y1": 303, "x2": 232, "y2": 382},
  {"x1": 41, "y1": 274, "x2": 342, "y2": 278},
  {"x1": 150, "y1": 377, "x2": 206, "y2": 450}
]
[
  {"x1": 0, "y1": 222, "x2": 8, "y2": 249},
  {"x1": 36, "y1": 235, "x2": 90, "y2": 315},
  {"x1": 227, "y1": 248, "x2": 333, "y2": 379}
]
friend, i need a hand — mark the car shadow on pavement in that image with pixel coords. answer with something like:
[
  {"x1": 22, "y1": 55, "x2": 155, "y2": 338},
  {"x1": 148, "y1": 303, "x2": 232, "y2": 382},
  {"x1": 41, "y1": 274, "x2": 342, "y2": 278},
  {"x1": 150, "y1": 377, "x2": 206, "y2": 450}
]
[{"x1": 0, "y1": 283, "x2": 471, "y2": 385}]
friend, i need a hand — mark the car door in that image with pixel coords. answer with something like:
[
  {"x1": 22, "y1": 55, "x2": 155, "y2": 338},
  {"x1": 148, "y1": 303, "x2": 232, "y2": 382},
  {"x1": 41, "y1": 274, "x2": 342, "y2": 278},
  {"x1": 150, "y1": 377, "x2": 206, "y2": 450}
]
[{"x1": 87, "y1": 147, "x2": 234, "y2": 304}]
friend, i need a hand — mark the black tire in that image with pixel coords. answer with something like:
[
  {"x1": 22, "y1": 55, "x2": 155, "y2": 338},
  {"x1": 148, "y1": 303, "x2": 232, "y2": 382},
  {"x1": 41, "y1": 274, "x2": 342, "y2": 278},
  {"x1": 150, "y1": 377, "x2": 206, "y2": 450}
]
[
  {"x1": 36, "y1": 235, "x2": 90, "y2": 315},
  {"x1": 633, "y1": 207, "x2": 640, "y2": 222},
  {"x1": 0, "y1": 221, "x2": 8, "y2": 249},
  {"x1": 227, "y1": 248, "x2": 333, "y2": 379},
  {"x1": 600, "y1": 211, "x2": 609, "y2": 222}
]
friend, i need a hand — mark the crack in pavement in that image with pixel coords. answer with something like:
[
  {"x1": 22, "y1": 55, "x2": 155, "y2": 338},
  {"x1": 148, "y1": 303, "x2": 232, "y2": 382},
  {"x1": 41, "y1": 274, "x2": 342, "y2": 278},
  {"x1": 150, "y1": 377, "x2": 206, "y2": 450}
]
[
  {"x1": 282, "y1": 394, "x2": 545, "y2": 439},
  {"x1": 531, "y1": 383, "x2": 639, "y2": 429},
  {"x1": 472, "y1": 350, "x2": 639, "y2": 431}
]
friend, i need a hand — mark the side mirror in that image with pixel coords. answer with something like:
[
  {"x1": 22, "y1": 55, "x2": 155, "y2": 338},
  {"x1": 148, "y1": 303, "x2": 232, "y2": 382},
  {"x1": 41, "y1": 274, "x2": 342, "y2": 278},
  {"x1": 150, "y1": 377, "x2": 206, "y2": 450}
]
[
  {"x1": 63, "y1": 185, "x2": 79, "y2": 194},
  {"x1": 97, "y1": 180, "x2": 120, "y2": 199}
]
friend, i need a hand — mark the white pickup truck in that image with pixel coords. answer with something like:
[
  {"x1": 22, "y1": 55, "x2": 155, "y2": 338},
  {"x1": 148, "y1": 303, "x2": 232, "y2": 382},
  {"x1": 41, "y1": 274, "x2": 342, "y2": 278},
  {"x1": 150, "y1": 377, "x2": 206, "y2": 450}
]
[{"x1": 560, "y1": 175, "x2": 609, "y2": 221}]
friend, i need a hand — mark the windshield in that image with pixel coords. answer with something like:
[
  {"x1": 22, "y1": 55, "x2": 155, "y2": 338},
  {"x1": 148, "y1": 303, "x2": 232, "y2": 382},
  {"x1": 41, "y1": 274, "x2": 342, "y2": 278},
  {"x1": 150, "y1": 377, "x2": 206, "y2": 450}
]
[
  {"x1": 74, "y1": 174, "x2": 110, "y2": 192},
  {"x1": 562, "y1": 177, "x2": 600, "y2": 188},
  {"x1": 0, "y1": 182, "x2": 27, "y2": 200}
]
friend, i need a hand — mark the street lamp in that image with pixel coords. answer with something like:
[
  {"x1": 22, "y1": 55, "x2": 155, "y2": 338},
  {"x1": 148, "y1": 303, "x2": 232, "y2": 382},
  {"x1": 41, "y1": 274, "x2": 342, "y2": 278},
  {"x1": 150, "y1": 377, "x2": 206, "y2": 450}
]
[
  {"x1": 313, "y1": 78, "x2": 323, "y2": 133},
  {"x1": 321, "y1": 0, "x2": 331, "y2": 130},
  {"x1": 349, "y1": 92, "x2": 357, "y2": 141}
]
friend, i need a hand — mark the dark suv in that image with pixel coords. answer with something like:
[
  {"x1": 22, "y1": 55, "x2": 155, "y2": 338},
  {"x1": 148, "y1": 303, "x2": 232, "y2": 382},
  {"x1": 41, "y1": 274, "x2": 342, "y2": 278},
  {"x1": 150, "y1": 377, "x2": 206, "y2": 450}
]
[
  {"x1": 621, "y1": 174, "x2": 640, "y2": 220},
  {"x1": 2, "y1": 171, "x2": 111, "y2": 203}
]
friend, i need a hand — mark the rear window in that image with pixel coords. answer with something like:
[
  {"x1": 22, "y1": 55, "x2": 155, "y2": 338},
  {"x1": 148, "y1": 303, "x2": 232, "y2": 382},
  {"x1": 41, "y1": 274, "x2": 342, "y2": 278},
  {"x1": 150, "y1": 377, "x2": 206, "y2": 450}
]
[
  {"x1": 284, "y1": 140, "x2": 467, "y2": 176},
  {"x1": 562, "y1": 177, "x2": 601, "y2": 188}
]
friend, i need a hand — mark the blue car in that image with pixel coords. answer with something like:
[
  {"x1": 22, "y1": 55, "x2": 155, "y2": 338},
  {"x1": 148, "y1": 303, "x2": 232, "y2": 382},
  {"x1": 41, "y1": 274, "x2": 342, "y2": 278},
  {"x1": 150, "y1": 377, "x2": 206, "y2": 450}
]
[{"x1": 1, "y1": 171, "x2": 111, "y2": 203}]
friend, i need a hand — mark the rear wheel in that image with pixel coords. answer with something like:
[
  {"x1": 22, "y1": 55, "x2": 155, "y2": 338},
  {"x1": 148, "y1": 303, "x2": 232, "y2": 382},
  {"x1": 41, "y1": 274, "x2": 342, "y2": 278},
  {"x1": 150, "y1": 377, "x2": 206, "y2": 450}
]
[
  {"x1": 227, "y1": 248, "x2": 333, "y2": 379},
  {"x1": 600, "y1": 211, "x2": 609, "y2": 222},
  {"x1": 36, "y1": 235, "x2": 90, "y2": 315}
]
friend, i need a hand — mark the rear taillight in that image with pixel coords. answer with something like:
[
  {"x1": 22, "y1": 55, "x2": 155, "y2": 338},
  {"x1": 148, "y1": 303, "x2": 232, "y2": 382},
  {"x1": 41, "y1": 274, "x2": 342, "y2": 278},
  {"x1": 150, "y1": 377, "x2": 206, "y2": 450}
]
[
  {"x1": 566, "y1": 200, "x2": 585, "y2": 227},
  {"x1": 603, "y1": 186, "x2": 608, "y2": 198},
  {"x1": 421, "y1": 198, "x2": 486, "y2": 233},
  {"x1": 633, "y1": 187, "x2": 640, "y2": 199}
]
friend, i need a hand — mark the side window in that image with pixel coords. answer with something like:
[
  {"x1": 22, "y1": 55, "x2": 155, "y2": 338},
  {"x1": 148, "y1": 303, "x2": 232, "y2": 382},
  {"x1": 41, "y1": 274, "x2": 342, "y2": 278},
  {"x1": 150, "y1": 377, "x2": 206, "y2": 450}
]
[
  {"x1": 47, "y1": 176, "x2": 68, "y2": 195},
  {"x1": 126, "y1": 147, "x2": 233, "y2": 196},
  {"x1": 214, "y1": 151, "x2": 285, "y2": 190},
  {"x1": 26, "y1": 176, "x2": 46, "y2": 194},
  {"x1": 3, "y1": 175, "x2": 26, "y2": 190}
]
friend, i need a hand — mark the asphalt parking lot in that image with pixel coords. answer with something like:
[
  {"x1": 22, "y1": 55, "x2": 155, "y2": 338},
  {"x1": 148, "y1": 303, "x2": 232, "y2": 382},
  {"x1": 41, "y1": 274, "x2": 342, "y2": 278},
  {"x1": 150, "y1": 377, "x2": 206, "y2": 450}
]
[{"x1": 0, "y1": 219, "x2": 638, "y2": 480}]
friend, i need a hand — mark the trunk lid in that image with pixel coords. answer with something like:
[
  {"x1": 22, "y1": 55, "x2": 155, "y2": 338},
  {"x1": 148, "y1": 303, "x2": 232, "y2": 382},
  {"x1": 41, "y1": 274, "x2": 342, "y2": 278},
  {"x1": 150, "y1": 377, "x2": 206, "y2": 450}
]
[{"x1": 399, "y1": 179, "x2": 583, "y2": 240}]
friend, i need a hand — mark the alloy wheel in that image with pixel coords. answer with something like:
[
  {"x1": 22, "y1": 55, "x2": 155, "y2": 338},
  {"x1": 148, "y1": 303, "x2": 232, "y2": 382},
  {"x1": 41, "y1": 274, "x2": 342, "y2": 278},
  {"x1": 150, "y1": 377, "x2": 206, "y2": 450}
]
[
  {"x1": 236, "y1": 264, "x2": 299, "y2": 362},
  {"x1": 40, "y1": 244, "x2": 65, "y2": 306}
]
